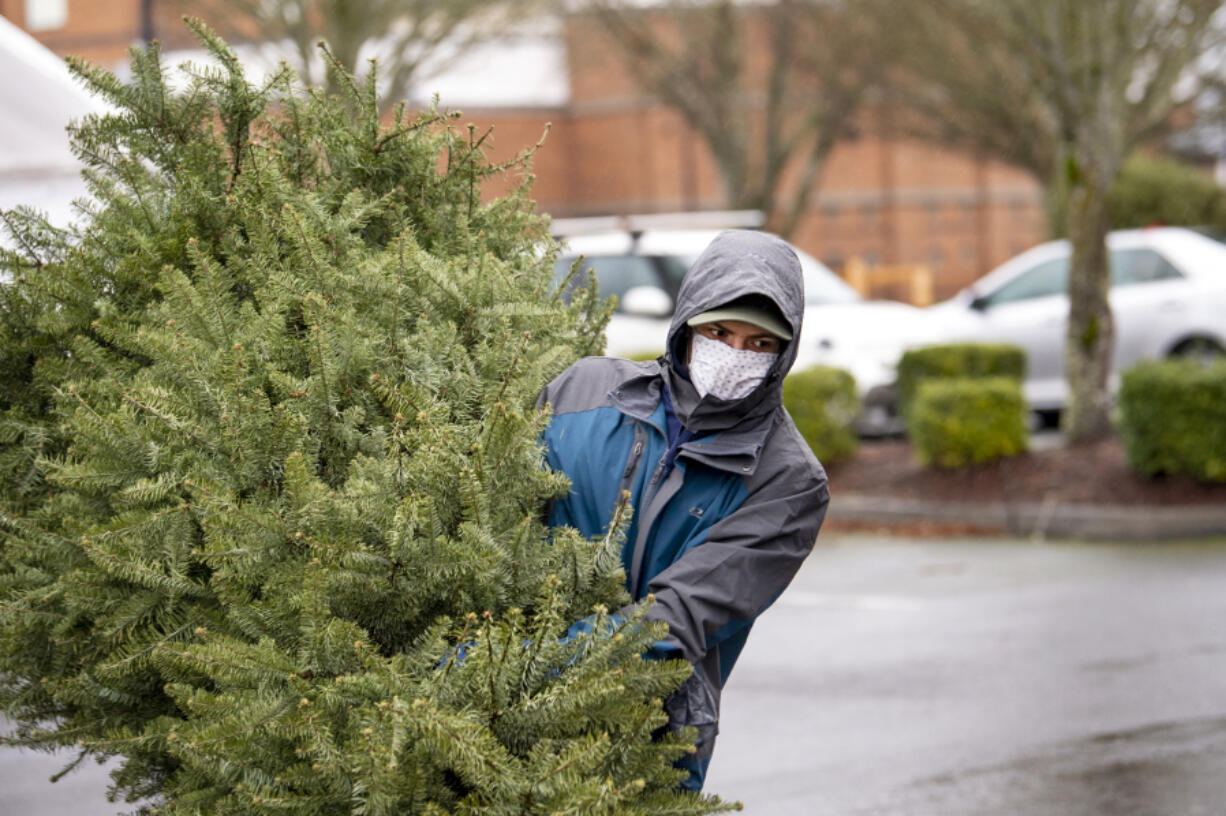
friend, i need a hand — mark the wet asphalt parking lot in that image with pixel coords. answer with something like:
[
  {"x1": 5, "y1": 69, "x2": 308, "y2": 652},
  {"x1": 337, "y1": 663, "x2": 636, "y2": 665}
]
[
  {"x1": 4, "y1": 533, "x2": 1226, "y2": 815},
  {"x1": 707, "y1": 534, "x2": 1226, "y2": 815}
]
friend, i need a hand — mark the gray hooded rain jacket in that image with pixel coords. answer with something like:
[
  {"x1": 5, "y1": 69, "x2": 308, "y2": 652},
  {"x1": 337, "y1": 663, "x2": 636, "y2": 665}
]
[{"x1": 539, "y1": 230, "x2": 830, "y2": 789}]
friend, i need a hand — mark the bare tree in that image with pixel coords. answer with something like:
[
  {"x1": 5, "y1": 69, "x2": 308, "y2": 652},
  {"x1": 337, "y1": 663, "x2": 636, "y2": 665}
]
[
  {"x1": 895, "y1": 0, "x2": 1226, "y2": 442},
  {"x1": 166, "y1": 0, "x2": 544, "y2": 111},
  {"x1": 577, "y1": 0, "x2": 888, "y2": 238}
]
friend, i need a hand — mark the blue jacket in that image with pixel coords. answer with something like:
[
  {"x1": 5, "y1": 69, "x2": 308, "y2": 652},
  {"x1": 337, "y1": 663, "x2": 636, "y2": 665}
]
[{"x1": 539, "y1": 230, "x2": 830, "y2": 789}]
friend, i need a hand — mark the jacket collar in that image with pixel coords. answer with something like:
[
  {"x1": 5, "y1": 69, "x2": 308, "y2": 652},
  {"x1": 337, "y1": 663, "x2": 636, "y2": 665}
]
[
  {"x1": 661, "y1": 360, "x2": 782, "y2": 434},
  {"x1": 609, "y1": 366, "x2": 776, "y2": 477}
]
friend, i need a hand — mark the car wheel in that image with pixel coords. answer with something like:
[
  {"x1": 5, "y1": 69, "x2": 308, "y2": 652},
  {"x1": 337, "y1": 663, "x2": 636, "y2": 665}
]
[{"x1": 1169, "y1": 336, "x2": 1225, "y2": 365}]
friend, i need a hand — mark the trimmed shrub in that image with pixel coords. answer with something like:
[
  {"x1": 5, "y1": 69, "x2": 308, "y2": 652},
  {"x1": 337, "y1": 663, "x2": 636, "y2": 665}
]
[
  {"x1": 896, "y1": 343, "x2": 1026, "y2": 421},
  {"x1": 908, "y1": 377, "x2": 1028, "y2": 468},
  {"x1": 1119, "y1": 360, "x2": 1226, "y2": 482},
  {"x1": 1109, "y1": 153, "x2": 1226, "y2": 231},
  {"x1": 783, "y1": 365, "x2": 859, "y2": 465},
  {"x1": 1049, "y1": 153, "x2": 1226, "y2": 238}
]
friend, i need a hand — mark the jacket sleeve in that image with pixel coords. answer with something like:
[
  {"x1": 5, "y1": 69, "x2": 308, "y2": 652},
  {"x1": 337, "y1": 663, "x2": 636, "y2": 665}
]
[{"x1": 642, "y1": 452, "x2": 829, "y2": 665}]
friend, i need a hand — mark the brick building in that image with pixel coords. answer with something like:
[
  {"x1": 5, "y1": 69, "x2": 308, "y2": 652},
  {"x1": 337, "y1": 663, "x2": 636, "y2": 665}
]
[{"x1": 3, "y1": 0, "x2": 1048, "y2": 299}]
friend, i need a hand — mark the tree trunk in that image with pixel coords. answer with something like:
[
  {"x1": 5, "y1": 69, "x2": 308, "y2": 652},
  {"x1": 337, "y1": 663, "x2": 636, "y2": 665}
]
[
  {"x1": 1043, "y1": 151, "x2": 1071, "y2": 239},
  {"x1": 1061, "y1": 174, "x2": 1115, "y2": 442}
]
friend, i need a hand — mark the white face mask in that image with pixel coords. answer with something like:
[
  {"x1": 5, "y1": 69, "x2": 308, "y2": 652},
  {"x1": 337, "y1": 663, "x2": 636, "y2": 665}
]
[{"x1": 688, "y1": 332, "x2": 779, "y2": 401}]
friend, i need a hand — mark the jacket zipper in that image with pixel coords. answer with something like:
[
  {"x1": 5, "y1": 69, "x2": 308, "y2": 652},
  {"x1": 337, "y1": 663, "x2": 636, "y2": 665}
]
[{"x1": 623, "y1": 440, "x2": 644, "y2": 479}]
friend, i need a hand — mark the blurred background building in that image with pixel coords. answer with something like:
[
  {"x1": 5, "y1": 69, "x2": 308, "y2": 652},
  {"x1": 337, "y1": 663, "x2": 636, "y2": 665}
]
[{"x1": 1, "y1": 0, "x2": 1051, "y2": 300}]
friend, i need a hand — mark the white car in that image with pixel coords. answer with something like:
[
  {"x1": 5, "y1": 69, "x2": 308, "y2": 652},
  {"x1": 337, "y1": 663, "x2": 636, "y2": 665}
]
[{"x1": 924, "y1": 226, "x2": 1226, "y2": 414}]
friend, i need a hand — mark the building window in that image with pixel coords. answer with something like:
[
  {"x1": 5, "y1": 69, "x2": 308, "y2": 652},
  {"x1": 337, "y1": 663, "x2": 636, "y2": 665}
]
[{"x1": 26, "y1": 0, "x2": 68, "y2": 31}]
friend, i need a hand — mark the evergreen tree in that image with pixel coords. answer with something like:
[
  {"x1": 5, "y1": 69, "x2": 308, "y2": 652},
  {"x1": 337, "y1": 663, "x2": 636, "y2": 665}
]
[{"x1": 0, "y1": 21, "x2": 737, "y2": 814}]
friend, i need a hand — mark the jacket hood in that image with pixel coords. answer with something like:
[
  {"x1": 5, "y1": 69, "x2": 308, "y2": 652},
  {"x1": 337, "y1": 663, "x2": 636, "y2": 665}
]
[{"x1": 664, "y1": 230, "x2": 804, "y2": 432}]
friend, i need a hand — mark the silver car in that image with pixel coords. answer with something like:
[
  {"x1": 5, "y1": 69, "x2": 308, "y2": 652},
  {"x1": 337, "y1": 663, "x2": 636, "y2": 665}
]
[{"x1": 926, "y1": 226, "x2": 1226, "y2": 413}]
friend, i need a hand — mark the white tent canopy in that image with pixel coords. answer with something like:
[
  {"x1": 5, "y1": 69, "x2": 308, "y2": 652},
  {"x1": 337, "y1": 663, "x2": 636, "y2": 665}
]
[{"x1": 0, "y1": 14, "x2": 108, "y2": 228}]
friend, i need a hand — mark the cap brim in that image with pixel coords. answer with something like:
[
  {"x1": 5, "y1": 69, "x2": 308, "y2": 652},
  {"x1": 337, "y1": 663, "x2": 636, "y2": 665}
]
[{"x1": 686, "y1": 307, "x2": 793, "y2": 340}]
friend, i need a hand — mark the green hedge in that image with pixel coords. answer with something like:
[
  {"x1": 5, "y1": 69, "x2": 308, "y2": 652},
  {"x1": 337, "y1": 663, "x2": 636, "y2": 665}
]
[
  {"x1": 908, "y1": 377, "x2": 1028, "y2": 468},
  {"x1": 896, "y1": 343, "x2": 1027, "y2": 421},
  {"x1": 1109, "y1": 153, "x2": 1226, "y2": 231},
  {"x1": 1049, "y1": 153, "x2": 1226, "y2": 238},
  {"x1": 783, "y1": 365, "x2": 859, "y2": 465},
  {"x1": 1119, "y1": 360, "x2": 1226, "y2": 482}
]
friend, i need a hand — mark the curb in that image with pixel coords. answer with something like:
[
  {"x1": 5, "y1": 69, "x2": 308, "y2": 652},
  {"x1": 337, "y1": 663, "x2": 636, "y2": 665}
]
[{"x1": 829, "y1": 493, "x2": 1226, "y2": 541}]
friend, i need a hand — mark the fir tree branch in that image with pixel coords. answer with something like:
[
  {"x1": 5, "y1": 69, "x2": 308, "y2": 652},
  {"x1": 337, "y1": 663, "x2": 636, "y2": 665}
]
[
  {"x1": 164, "y1": 725, "x2": 284, "y2": 792},
  {"x1": 307, "y1": 318, "x2": 332, "y2": 417},
  {"x1": 373, "y1": 111, "x2": 450, "y2": 155},
  {"x1": 390, "y1": 232, "x2": 406, "y2": 357},
  {"x1": 467, "y1": 125, "x2": 480, "y2": 224},
  {"x1": 316, "y1": 40, "x2": 364, "y2": 112},
  {"x1": 603, "y1": 491, "x2": 633, "y2": 553},
  {"x1": 97, "y1": 622, "x2": 195, "y2": 677},
  {"x1": 285, "y1": 206, "x2": 325, "y2": 289},
  {"x1": 157, "y1": 640, "x2": 297, "y2": 688},
  {"x1": 496, "y1": 331, "x2": 529, "y2": 406},
  {"x1": 184, "y1": 240, "x2": 234, "y2": 347},
  {"x1": 81, "y1": 519, "x2": 212, "y2": 600},
  {"x1": 0, "y1": 504, "x2": 77, "y2": 547},
  {"x1": 226, "y1": 103, "x2": 251, "y2": 197},
  {"x1": 0, "y1": 602, "x2": 70, "y2": 625},
  {"x1": 482, "y1": 611, "x2": 499, "y2": 722},
  {"x1": 0, "y1": 210, "x2": 46, "y2": 269},
  {"x1": 66, "y1": 53, "x2": 194, "y2": 148},
  {"x1": 71, "y1": 142, "x2": 161, "y2": 233},
  {"x1": 438, "y1": 611, "x2": 478, "y2": 684},
  {"x1": 532, "y1": 731, "x2": 612, "y2": 787},
  {"x1": 447, "y1": 125, "x2": 494, "y2": 176},
  {"x1": 183, "y1": 478, "x2": 292, "y2": 540},
  {"x1": 121, "y1": 393, "x2": 209, "y2": 446}
]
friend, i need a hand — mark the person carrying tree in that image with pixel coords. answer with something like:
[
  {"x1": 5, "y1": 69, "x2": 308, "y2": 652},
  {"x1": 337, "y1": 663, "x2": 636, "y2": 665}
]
[{"x1": 538, "y1": 229, "x2": 830, "y2": 791}]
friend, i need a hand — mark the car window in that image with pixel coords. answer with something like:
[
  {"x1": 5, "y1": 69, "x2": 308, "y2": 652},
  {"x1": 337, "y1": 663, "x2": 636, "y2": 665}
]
[
  {"x1": 656, "y1": 254, "x2": 689, "y2": 299},
  {"x1": 978, "y1": 247, "x2": 1184, "y2": 307},
  {"x1": 553, "y1": 255, "x2": 664, "y2": 311},
  {"x1": 981, "y1": 257, "x2": 1069, "y2": 306},
  {"x1": 1110, "y1": 248, "x2": 1182, "y2": 286}
]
